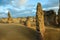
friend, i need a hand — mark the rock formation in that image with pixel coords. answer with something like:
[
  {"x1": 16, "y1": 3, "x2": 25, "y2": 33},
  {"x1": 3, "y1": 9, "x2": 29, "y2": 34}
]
[
  {"x1": 7, "y1": 11, "x2": 12, "y2": 23},
  {"x1": 58, "y1": 8, "x2": 60, "y2": 25},
  {"x1": 36, "y1": 3, "x2": 45, "y2": 40},
  {"x1": 44, "y1": 10, "x2": 56, "y2": 26},
  {"x1": 25, "y1": 17, "x2": 31, "y2": 27}
]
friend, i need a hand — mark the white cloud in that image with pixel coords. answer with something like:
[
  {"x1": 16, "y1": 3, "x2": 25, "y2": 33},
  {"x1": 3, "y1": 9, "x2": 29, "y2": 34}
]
[
  {"x1": 0, "y1": 4, "x2": 14, "y2": 14},
  {"x1": 18, "y1": 0, "x2": 28, "y2": 5},
  {"x1": 24, "y1": 10, "x2": 32, "y2": 13},
  {"x1": 43, "y1": 6, "x2": 59, "y2": 10},
  {"x1": 11, "y1": 0, "x2": 28, "y2": 7},
  {"x1": 0, "y1": 6, "x2": 8, "y2": 13},
  {"x1": 43, "y1": 6, "x2": 59, "y2": 14},
  {"x1": 0, "y1": 13, "x2": 7, "y2": 18}
]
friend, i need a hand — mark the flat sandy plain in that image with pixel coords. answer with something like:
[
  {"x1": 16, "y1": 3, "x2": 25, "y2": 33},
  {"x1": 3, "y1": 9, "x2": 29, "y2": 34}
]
[
  {"x1": 0, "y1": 24, "x2": 60, "y2": 40},
  {"x1": 0, "y1": 24, "x2": 38, "y2": 40}
]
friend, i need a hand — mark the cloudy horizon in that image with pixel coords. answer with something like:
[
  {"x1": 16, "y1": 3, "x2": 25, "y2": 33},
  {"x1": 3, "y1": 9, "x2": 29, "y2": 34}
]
[{"x1": 0, "y1": 0, "x2": 59, "y2": 18}]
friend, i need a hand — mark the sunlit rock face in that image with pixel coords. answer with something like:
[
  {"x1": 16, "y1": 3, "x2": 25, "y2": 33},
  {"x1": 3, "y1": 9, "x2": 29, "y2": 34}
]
[
  {"x1": 36, "y1": 3, "x2": 45, "y2": 38},
  {"x1": 58, "y1": 8, "x2": 60, "y2": 25},
  {"x1": 25, "y1": 17, "x2": 31, "y2": 27},
  {"x1": 12, "y1": 18, "x2": 20, "y2": 23}
]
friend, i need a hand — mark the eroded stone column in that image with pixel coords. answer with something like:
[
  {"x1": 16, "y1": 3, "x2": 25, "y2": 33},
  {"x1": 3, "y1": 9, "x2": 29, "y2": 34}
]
[
  {"x1": 7, "y1": 11, "x2": 12, "y2": 23},
  {"x1": 25, "y1": 17, "x2": 31, "y2": 27},
  {"x1": 36, "y1": 3, "x2": 45, "y2": 40}
]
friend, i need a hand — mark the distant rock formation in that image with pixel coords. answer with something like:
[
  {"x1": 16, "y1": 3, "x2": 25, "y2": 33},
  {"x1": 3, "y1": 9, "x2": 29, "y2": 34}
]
[
  {"x1": 44, "y1": 10, "x2": 56, "y2": 26},
  {"x1": 25, "y1": 17, "x2": 31, "y2": 27},
  {"x1": 8, "y1": 11, "x2": 11, "y2": 18},
  {"x1": 58, "y1": 8, "x2": 60, "y2": 25},
  {"x1": 36, "y1": 3, "x2": 45, "y2": 40},
  {"x1": 7, "y1": 11, "x2": 12, "y2": 23}
]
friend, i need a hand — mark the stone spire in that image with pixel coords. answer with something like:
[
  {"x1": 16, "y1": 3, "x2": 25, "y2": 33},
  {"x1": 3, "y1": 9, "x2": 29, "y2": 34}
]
[
  {"x1": 8, "y1": 11, "x2": 11, "y2": 18},
  {"x1": 25, "y1": 17, "x2": 31, "y2": 27},
  {"x1": 7, "y1": 11, "x2": 12, "y2": 23},
  {"x1": 36, "y1": 3, "x2": 45, "y2": 40},
  {"x1": 58, "y1": 7, "x2": 60, "y2": 25}
]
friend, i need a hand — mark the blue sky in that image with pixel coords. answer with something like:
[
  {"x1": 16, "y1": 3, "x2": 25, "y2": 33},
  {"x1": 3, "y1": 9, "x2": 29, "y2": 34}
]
[{"x1": 0, "y1": 0, "x2": 59, "y2": 18}]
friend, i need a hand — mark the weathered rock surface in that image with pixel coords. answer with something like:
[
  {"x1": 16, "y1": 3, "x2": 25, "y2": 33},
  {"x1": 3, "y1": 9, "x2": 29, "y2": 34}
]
[
  {"x1": 36, "y1": 3, "x2": 45, "y2": 40},
  {"x1": 58, "y1": 8, "x2": 60, "y2": 25},
  {"x1": 25, "y1": 17, "x2": 31, "y2": 27}
]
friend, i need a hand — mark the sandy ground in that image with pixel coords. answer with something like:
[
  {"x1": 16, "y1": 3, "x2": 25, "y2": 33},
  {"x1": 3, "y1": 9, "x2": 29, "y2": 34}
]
[
  {"x1": 0, "y1": 24, "x2": 38, "y2": 40},
  {"x1": 0, "y1": 24, "x2": 60, "y2": 40},
  {"x1": 45, "y1": 26, "x2": 60, "y2": 40}
]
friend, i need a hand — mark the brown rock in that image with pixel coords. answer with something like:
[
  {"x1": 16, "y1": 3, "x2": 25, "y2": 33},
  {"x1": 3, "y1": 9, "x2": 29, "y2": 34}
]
[
  {"x1": 44, "y1": 10, "x2": 57, "y2": 26},
  {"x1": 25, "y1": 17, "x2": 31, "y2": 27},
  {"x1": 7, "y1": 11, "x2": 12, "y2": 23},
  {"x1": 58, "y1": 8, "x2": 60, "y2": 25},
  {"x1": 36, "y1": 3, "x2": 45, "y2": 39}
]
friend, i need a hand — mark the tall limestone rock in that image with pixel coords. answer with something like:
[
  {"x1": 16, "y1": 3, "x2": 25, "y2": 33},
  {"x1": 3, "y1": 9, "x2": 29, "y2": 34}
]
[
  {"x1": 25, "y1": 17, "x2": 31, "y2": 27},
  {"x1": 7, "y1": 11, "x2": 12, "y2": 23},
  {"x1": 36, "y1": 3, "x2": 45, "y2": 40},
  {"x1": 58, "y1": 8, "x2": 60, "y2": 25}
]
